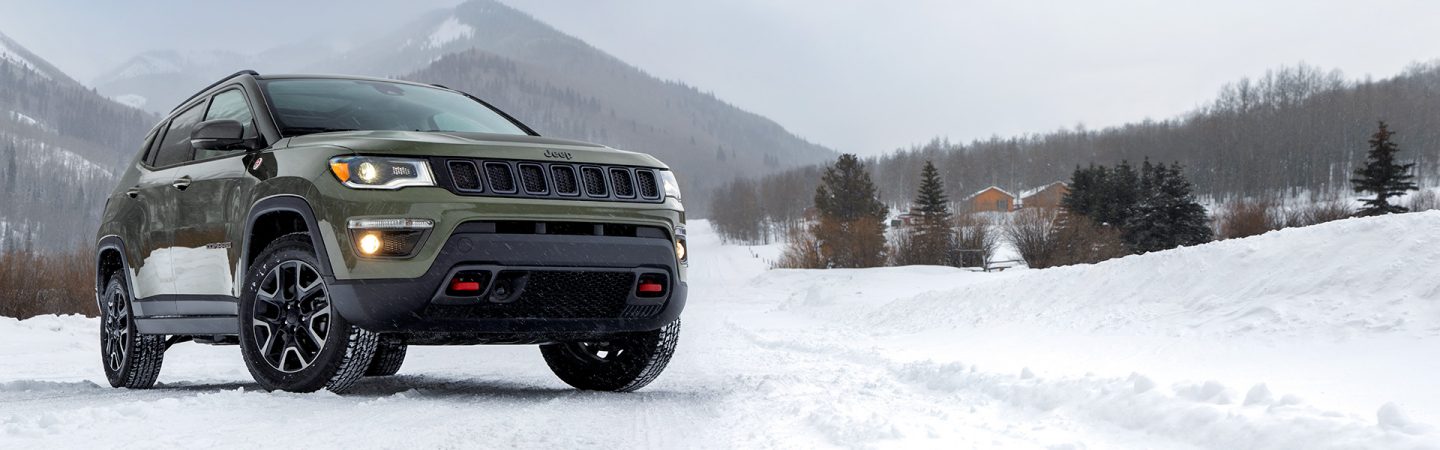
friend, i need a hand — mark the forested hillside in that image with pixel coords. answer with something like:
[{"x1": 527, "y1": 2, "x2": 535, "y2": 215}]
[
  {"x1": 0, "y1": 32, "x2": 156, "y2": 249},
  {"x1": 715, "y1": 63, "x2": 1440, "y2": 226}
]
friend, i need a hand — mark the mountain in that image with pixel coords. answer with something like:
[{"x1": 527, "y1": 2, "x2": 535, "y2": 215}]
[
  {"x1": 0, "y1": 31, "x2": 156, "y2": 249},
  {"x1": 388, "y1": 1, "x2": 835, "y2": 209},
  {"x1": 91, "y1": 0, "x2": 836, "y2": 211}
]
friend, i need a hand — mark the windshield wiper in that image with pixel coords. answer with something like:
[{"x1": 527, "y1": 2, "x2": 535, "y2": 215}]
[{"x1": 283, "y1": 127, "x2": 359, "y2": 137}]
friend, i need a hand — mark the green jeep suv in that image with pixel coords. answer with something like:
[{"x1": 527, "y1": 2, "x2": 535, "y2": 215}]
[{"x1": 94, "y1": 71, "x2": 687, "y2": 393}]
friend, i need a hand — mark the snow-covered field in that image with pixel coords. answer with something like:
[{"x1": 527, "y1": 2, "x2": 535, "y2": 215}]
[{"x1": 3, "y1": 214, "x2": 1439, "y2": 449}]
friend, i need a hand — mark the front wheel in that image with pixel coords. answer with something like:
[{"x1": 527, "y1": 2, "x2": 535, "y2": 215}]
[
  {"x1": 540, "y1": 318, "x2": 680, "y2": 392},
  {"x1": 239, "y1": 233, "x2": 377, "y2": 393}
]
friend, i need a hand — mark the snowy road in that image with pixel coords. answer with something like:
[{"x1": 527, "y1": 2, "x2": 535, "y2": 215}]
[{"x1": 3, "y1": 216, "x2": 1440, "y2": 449}]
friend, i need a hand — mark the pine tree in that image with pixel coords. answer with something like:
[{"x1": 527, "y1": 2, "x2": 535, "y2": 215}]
[
  {"x1": 1125, "y1": 162, "x2": 1214, "y2": 252},
  {"x1": 895, "y1": 161, "x2": 954, "y2": 265},
  {"x1": 814, "y1": 154, "x2": 887, "y2": 223},
  {"x1": 1350, "y1": 122, "x2": 1417, "y2": 216},
  {"x1": 809, "y1": 154, "x2": 888, "y2": 268}
]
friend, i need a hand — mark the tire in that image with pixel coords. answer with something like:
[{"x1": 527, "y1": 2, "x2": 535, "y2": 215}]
[
  {"x1": 238, "y1": 233, "x2": 377, "y2": 393},
  {"x1": 540, "y1": 318, "x2": 680, "y2": 392},
  {"x1": 99, "y1": 275, "x2": 165, "y2": 389},
  {"x1": 365, "y1": 335, "x2": 407, "y2": 377}
]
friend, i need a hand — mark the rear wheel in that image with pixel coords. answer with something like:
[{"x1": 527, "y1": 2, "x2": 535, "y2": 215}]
[
  {"x1": 540, "y1": 318, "x2": 680, "y2": 392},
  {"x1": 239, "y1": 233, "x2": 377, "y2": 393},
  {"x1": 99, "y1": 276, "x2": 165, "y2": 389},
  {"x1": 365, "y1": 335, "x2": 407, "y2": 377}
]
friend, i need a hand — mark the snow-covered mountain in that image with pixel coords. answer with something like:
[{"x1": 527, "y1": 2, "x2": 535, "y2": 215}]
[
  {"x1": 0, "y1": 31, "x2": 156, "y2": 249},
  {"x1": 90, "y1": 0, "x2": 836, "y2": 212}
]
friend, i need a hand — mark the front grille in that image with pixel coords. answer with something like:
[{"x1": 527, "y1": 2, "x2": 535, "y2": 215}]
[
  {"x1": 636, "y1": 170, "x2": 659, "y2": 199},
  {"x1": 518, "y1": 164, "x2": 547, "y2": 194},
  {"x1": 610, "y1": 169, "x2": 635, "y2": 198},
  {"x1": 581, "y1": 167, "x2": 607, "y2": 197},
  {"x1": 449, "y1": 161, "x2": 482, "y2": 191},
  {"x1": 552, "y1": 166, "x2": 579, "y2": 196},
  {"x1": 485, "y1": 162, "x2": 516, "y2": 193},
  {"x1": 439, "y1": 157, "x2": 665, "y2": 204},
  {"x1": 425, "y1": 271, "x2": 636, "y2": 319}
]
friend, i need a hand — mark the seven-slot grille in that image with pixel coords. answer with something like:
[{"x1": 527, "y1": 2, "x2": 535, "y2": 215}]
[{"x1": 436, "y1": 157, "x2": 666, "y2": 203}]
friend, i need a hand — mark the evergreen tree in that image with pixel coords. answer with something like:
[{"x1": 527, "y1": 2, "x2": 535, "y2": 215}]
[
  {"x1": 810, "y1": 154, "x2": 888, "y2": 268},
  {"x1": 814, "y1": 154, "x2": 887, "y2": 223},
  {"x1": 895, "y1": 161, "x2": 954, "y2": 265},
  {"x1": 1125, "y1": 162, "x2": 1214, "y2": 252},
  {"x1": 1350, "y1": 122, "x2": 1417, "y2": 216}
]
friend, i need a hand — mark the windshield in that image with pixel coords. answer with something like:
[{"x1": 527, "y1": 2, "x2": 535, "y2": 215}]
[{"x1": 259, "y1": 78, "x2": 531, "y2": 137}]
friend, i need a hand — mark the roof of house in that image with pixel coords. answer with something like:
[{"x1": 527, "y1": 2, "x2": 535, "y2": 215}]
[
  {"x1": 966, "y1": 186, "x2": 1015, "y2": 200},
  {"x1": 1018, "y1": 181, "x2": 1069, "y2": 199}
]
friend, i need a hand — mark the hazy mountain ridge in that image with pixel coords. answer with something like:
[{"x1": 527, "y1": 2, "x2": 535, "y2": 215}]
[
  {"x1": 0, "y1": 33, "x2": 157, "y2": 249},
  {"x1": 389, "y1": 1, "x2": 835, "y2": 209},
  {"x1": 90, "y1": 0, "x2": 836, "y2": 212}
]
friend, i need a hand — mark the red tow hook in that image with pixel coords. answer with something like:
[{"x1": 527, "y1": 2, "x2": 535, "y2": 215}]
[{"x1": 636, "y1": 275, "x2": 667, "y2": 297}]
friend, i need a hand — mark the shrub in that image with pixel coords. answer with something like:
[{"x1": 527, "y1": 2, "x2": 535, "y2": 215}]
[
  {"x1": 1004, "y1": 208, "x2": 1061, "y2": 269},
  {"x1": 1217, "y1": 198, "x2": 1282, "y2": 239},
  {"x1": 0, "y1": 247, "x2": 97, "y2": 318},
  {"x1": 1055, "y1": 214, "x2": 1131, "y2": 266},
  {"x1": 954, "y1": 213, "x2": 997, "y2": 268}
]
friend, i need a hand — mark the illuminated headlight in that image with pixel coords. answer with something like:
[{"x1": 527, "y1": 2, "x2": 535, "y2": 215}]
[
  {"x1": 660, "y1": 170, "x2": 682, "y2": 201},
  {"x1": 329, "y1": 156, "x2": 435, "y2": 190}
]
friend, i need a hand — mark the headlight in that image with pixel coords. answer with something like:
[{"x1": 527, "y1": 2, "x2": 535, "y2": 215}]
[
  {"x1": 660, "y1": 170, "x2": 682, "y2": 201},
  {"x1": 329, "y1": 156, "x2": 435, "y2": 190}
]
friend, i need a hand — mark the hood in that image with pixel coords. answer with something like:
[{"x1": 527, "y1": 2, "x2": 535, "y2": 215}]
[{"x1": 279, "y1": 130, "x2": 668, "y2": 168}]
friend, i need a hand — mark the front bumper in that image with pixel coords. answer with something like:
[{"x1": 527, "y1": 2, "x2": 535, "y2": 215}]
[{"x1": 327, "y1": 224, "x2": 686, "y2": 336}]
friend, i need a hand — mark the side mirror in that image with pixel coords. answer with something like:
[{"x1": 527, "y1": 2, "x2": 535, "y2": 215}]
[{"x1": 191, "y1": 119, "x2": 254, "y2": 151}]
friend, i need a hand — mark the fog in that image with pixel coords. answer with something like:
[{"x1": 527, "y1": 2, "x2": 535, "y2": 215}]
[{"x1": 3, "y1": 0, "x2": 1439, "y2": 154}]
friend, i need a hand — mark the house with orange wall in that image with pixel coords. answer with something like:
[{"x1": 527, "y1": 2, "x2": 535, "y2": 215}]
[
  {"x1": 966, "y1": 186, "x2": 1016, "y2": 213},
  {"x1": 1019, "y1": 182, "x2": 1070, "y2": 210}
]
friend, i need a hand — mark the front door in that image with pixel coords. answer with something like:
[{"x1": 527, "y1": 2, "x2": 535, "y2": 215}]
[{"x1": 170, "y1": 87, "x2": 261, "y2": 304}]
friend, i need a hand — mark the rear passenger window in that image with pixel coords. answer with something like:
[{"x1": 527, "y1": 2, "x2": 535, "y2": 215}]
[
  {"x1": 153, "y1": 103, "x2": 205, "y2": 167},
  {"x1": 197, "y1": 89, "x2": 256, "y2": 160}
]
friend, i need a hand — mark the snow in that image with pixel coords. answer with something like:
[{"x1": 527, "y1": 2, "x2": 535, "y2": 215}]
[
  {"x1": 111, "y1": 94, "x2": 147, "y2": 109},
  {"x1": 2, "y1": 214, "x2": 1439, "y2": 448},
  {"x1": 423, "y1": 16, "x2": 474, "y2": 50},
  {"x1": 6, "y1": 111, "x2": 50, "y2": 133},
  {"x1": 0, "y1": 38, "x2": 50, "y2": 79}
]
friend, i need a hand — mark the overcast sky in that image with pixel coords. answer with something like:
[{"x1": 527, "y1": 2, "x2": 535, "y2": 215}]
[{"x1": 3, "y1": 0, "x2": 1439, "y2": 155}]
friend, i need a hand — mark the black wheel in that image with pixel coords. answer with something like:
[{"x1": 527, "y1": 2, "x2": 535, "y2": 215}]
[
  {"x1": 99, "y1": 275, "x2": 165, "y2": 389},
  {"x1": 365, "y1": 335, "x2": 407, "y2": 377},
  {"x1": 540, "y1": 318, "x2": 680, "y2": 392},
  {"x1": 239, "y1": 233, "x2": 377, "y2": 393}
]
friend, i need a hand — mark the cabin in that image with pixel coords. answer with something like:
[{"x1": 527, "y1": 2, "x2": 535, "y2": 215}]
[
  {"x1": 966, "y1": 186, "x2": 1016, "y2": 213},
  {"x1": 1019, "y1": 182, "x2": 1069, "y2": 210}
]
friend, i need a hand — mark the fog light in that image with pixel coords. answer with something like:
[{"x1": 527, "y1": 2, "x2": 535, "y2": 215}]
[
  {"x1": 675, "y1": 240, "x2": 687, "y2": 262},
  {"x1": 358, "y1": 233, "x2": 382, "y2": 255}
]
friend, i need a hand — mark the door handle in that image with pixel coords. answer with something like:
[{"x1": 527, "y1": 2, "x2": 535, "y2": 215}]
[
  {"x1": 172, "y1": 176, "x2": 192, "y2": 191},
  {"x1": 126, "y1": 187, "x2": 141, "y2": 198}
]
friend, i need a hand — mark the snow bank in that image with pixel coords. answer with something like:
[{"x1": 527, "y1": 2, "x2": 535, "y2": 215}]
[{"x1": 774, "y1": 212, "x2": 1440, "y2": 340}]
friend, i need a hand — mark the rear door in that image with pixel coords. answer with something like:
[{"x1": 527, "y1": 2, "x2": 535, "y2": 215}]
[
  {"x1": 169, "y1": 87, "x2": 261, "y2": 302},
  {"x1": 118, "y1": 131, "x2": 175, "y2": 302},
  {"x1": 141, "y1": 103, "x2": 207, "y2": 299}
]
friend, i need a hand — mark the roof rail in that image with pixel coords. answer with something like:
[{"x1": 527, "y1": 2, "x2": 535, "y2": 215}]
[{"x1": 170, "y1": 69, "x2": 260, "y2": 113}]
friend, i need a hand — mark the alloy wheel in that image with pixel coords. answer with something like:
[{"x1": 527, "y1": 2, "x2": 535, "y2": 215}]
[
  {"x1": 251, "y1": 260, "x2": 332, "y2": 373},
  {"x1": 101, "y1": 288, "x2": 129, "y2": 372}
]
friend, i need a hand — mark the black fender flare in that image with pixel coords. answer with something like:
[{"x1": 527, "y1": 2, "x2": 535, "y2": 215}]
[
  {"x1": 95, "y1": 235, "x2": 136, "y2": 309},
  {"x1": 238, "y1": 195, "x2": 338, "y2": 286}
]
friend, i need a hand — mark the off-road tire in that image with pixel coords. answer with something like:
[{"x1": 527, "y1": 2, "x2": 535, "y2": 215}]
[
  {"x1": 540, "y1": 318, "x2": 680, "y2": 392},
  {"x1": 99, "y1": 276, "x2": 165, "y2": 389},
  {"x1": 239, "y1": 233, "x2": 377, "y2": 393},
  {"x1": 365, "y1": 335, "x2": 407, "y2": 376}
]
